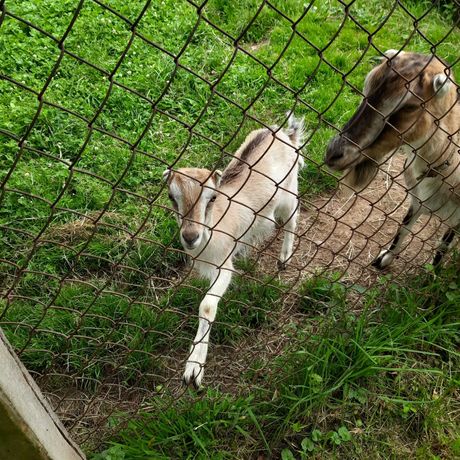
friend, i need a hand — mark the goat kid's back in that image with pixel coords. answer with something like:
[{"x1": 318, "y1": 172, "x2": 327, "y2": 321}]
[{"x1": 211, "y1": 125, "x2": 303, "y2": 258}]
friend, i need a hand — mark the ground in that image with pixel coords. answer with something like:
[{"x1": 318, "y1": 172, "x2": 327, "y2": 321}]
[{"x1": 0, "y1": 0, "x2": 459, "y2": 459}]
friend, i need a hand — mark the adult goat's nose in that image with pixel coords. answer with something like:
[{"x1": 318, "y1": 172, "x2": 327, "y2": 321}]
[
  {"x1": 326, "y1": 150, "x2": 344, "y2": 163},
  {"x1": 325, "y1": 136, "x2": 344, "y2": 166}
]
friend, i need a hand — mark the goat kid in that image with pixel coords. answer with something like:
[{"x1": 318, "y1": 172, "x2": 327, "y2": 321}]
[
  {"x1": 325, "y1": 50, "x2": 460, "y2": 268},
  {"x1": 163, "y1": 115, "x2": 304, "y2": 388}
]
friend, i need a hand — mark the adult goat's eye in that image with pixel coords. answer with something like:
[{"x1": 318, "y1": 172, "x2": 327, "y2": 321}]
[{"x1": 403, "y1": 103, "x2": 420, "y2": 112}]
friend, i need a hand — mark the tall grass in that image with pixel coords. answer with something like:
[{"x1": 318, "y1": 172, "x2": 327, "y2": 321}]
[{"x1": 93, "y1": 261, "x2": 460, "y2": 459}]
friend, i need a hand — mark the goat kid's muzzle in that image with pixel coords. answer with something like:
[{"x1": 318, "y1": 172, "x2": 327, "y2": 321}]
[{"x1": 180, "y1": 222, "x2": 203, "y2": 250}]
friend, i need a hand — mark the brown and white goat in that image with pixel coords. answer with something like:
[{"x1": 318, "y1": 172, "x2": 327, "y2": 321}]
[
  {"x1": 163, "y1": 115, "x2": 304, "y2": 387},
  {"x1": 325, "y1": 50, "x2": 460, "y2": 268}
]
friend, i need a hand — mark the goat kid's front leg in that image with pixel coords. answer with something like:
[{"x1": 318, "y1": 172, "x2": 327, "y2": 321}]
[
  {"x1": 183, "y1": 264, "x2": 233, "y2": 388},
  {"x1": 372, "y1": 204, "x2": 422, "y2": 270}
]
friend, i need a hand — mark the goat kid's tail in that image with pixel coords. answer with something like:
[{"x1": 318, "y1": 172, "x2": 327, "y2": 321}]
[{"x1": 285, "y1": 112, "x2": 305, "y2": 168}]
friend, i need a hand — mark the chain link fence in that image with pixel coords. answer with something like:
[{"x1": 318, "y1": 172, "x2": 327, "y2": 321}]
[{"x1": 0, "y1": 0, "x2": 459, "y2": 455}]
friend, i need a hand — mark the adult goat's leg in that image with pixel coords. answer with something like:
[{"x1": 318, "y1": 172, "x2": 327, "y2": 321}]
[
  {"x1": 183, "y1": 262, "x2": 233, "y2": 388},
  {"x1": 433, "y1": 225, "x2": 458, "y2": 266},
  {"x1": 372, "y1": 204, "x2": 422, "y2": 269}
]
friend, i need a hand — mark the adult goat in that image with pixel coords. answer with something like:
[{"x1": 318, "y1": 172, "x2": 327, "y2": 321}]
[{"x1": 325, "y1": 50, "x2": 460, "y2": 268}]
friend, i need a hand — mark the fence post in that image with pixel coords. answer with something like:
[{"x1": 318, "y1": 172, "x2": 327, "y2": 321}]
[{"x1": 0, "y1": 329, "x2": 86, "y2": 460}]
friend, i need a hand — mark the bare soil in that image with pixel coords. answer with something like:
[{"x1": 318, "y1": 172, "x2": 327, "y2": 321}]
[{"x1": 263, "y1": 154, "x2": 449, "y2": 287}]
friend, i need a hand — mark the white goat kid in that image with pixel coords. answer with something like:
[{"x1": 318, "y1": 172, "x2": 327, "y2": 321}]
[{"x1": 163, "y1": 115, "x2": 304, "y2": 388}]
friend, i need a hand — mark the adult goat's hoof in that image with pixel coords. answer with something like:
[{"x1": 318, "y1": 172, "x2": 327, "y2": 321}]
[{"x1": 372, "y1": 249, "x2": 394, "y2": 270}]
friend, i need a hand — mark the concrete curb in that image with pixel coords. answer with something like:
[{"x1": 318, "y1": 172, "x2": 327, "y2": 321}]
[{"x1": 0, "y1": 329, "x2": 86, "y2": 460}]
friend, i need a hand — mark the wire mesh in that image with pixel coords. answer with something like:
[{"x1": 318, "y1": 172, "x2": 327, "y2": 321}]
[{"x1": 0, "y1": 0, "x2": 459, "y2": 453}]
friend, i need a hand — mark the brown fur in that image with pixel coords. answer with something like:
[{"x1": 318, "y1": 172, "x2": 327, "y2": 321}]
[
  {"x1": 221, "y1": 130, "x2": 271, "y2": 185},
  {"x1": 326, "y1": 51, "x2": 459, "y2": 190},
  {"x1": 325, "y1": 51, "x2": 460, "y2": 268},
  {"x1": 167, "y1": 168, "x2": 219, "y2": 241}
]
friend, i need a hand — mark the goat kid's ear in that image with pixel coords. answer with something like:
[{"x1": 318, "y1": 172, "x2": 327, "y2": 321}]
[
  {"x1": 213, "y1": 169, "x2": 222, "y2": 187},
  {"x1": 162, "y1": 169, "x2": 172, "y2": 182},
  {"x1": 433, "y1": 73, "x2": 452, "y2": 97}
]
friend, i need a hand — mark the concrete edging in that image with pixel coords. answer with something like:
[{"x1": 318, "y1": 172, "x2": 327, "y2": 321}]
[{"x1": 0, "y1": 329, "x2": 86, "y2": 460}]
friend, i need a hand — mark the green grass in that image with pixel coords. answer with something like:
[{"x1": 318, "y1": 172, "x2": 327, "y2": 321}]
[
  {"x1": 164, "y1": 275, "x2": 286, "y2": 343},
  {"x1": 0, "y1": 271, "x2": 285, "y2": 387},
  {"x1": 91, "y1": 261, "x2": 460, "y2": 459},
  {"x1": 0, "y1": 0, "x2": 459, "y2": 458},
  {"x1": 0, "y1": 285, "x2": 180, "y2": 387}
]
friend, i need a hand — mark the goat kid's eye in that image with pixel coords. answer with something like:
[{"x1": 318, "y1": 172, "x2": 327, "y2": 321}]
[{"x1": 206, "y1": 196, "x2": 217, "y2": 210}]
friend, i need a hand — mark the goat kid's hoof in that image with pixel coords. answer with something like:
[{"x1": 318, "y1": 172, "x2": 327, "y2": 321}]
[
  {"x1": 277, "y1": 260, "x2": 287, "y2": 271},
  {"x1": 372, "y1": 249, "x2": 394, "y2": 270},
  {"x1": 183, "y1": 362, "x2": 204, "y2": 389}
]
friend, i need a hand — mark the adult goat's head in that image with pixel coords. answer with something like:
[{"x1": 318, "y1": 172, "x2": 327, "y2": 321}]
[{"x1": 325, "y1": 50, "x2": 457, "y2": 188}]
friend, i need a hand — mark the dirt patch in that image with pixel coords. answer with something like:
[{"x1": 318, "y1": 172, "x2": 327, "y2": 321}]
[
  {"x1": 44, "y1": 384, "x2": 149, "y2": 447},
  {"x1": 261, "y1": 154, "x2": 449, "y2": 288},
  {"x1": 42, "y1": 154, "x2": 455, "y2": 446}
]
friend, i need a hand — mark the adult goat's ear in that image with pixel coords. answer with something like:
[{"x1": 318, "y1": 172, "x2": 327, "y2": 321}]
[
  {"x1": 433, "y1": 73, "x2": 453, "y2": 97},
  {"x1": 162, "y1": 169, "x2": 172, "y2": 182},
  {"x1": 213, "y1": 169, "x2": 222, "y2": 187},
  {"x1": 370, "y1": 49, "x2": 403, "y2": 65}
]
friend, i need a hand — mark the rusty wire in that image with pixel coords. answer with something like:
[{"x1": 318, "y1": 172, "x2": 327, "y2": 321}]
[{"x1": 0, "y1": 0, "x2": 459, "y2": 451}]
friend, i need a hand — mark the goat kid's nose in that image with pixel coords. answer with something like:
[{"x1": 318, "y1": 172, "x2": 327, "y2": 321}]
[{"x1": 181, "y1": 230, "x2": 200, "y2": 247}]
